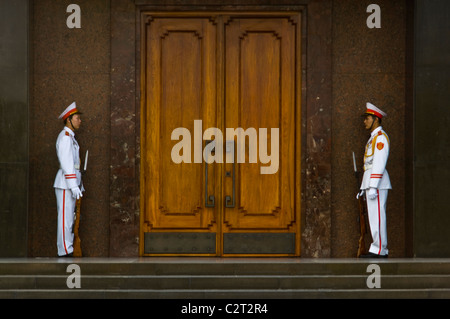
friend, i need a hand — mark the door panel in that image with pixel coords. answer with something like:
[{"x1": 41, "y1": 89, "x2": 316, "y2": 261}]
[
  {"x1": 224, "y1": 17, "x2": 297, "y2": 231},
  {"x1": 140, "y1": 13, "x2": 301, "y2": 256},
  {"x1": 141, "y1": 17, "x2": 218, "y2": 235}
]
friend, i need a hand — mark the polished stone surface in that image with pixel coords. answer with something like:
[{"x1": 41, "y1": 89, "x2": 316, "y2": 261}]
[
  {"x1": 0, "y1": 0, "x2": 29, "y2": 257},
  {"x1": 414, "y1": 0, "x2": 450, "y2": 257},
  {"x1": 330, "y1": 0, "x2": 408, "y2": 257},
  {"x1": 29, "y1": 0, "x2": 111, "y2": 257}
]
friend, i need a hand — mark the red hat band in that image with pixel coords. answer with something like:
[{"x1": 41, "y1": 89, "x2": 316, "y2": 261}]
[
  {"x1": 62, "y1": 108, "x2": 79, "y2": 121},
  {"x1": 365, "y1": 109, "x2": 384, "y2": 119}
]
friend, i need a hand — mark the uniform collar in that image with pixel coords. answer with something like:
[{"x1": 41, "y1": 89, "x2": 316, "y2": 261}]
[
  {"x1": 64, "y1": 126, "x2": 75, "y2": 137},
  {"x1": 370, "y1": 126, "x2": 382, "y2": 137}
]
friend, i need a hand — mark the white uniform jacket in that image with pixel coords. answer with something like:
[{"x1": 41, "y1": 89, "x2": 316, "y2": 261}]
[
  {"x1": 360, "y1": 126, "x2": 391, "y2": 190},
  {"x1": 53, "y1": 127, "x2": 84, "y2": 190}
]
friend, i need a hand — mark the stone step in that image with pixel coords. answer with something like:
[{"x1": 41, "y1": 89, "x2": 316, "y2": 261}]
[
  {"x1": 2, "y1": 258, "x2": 450, "y2": 275},
  {"x1": 0, "y1": 258, "x2": 449, "y2": 299},
  {"x1": 2, "y1": 288, "x2": 450, "y2": 299},
  {"x1": 2, "y1": 274, "x2": 450, "y2": 290}
]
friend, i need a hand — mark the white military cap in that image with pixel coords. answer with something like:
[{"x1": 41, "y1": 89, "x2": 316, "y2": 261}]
[
  {"x1": 363, "y1": 102, "x2": 387, "y2": 119},
  {"x1": 58, "y1": 102, "x2": 82, "y2": 120}
]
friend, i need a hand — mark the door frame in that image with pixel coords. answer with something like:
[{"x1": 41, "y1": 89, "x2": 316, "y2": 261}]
[{"x1": 138, "y1": 8, "x2": 305, "y2": 257}]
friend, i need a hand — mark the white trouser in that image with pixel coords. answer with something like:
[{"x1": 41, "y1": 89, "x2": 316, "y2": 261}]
[
  {"x1": 55, "y1": 188, "x2": 75, "y2": 256},
  {"x1": 365, "y1": 189, "x2": 388, "y2": 256}
]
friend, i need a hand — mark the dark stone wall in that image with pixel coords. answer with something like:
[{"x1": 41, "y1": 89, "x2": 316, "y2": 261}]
[
  {"x1": 331, "y1": 0, "x2": 409, "y2": 257},
  {"x1": 28, "y1": 0, "x2": 111, "y2": 256},
  {"x1": 413, "y1": 0, "x2": 450, "y2": 257},
  {"x1": 0, "y1": 0, "x2": 29, "y2": 257},
  {"x1": 109, "y1": 0, "x2": 139, "y2": 256},
  {"x1": 301, "y1": 0, "x2": 333, "y2": 257}
]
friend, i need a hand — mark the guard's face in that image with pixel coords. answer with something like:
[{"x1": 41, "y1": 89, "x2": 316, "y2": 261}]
[
  {"x1": 363, "y1": 115, "x2": 375, "y2": 130},
  {"x1": 71, "y1": 114, "x2": 82, "y2": 130}
]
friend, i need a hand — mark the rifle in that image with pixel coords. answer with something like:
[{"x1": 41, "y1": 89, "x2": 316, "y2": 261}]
[
  {"x1": 73, "y1": 198, "x2": 82, "y2": 257},
  {"x1": 353, "y1": 152, "x2": 367, "y2": 257},
  {"x1": 73, "y1": 150, "x2": 88, "y2": 257}
]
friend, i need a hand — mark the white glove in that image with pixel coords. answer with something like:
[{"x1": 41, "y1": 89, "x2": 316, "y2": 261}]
[
  {"x1": 71, "y1": 186, "x2": 83, "y2": 200},
  {"x1": 368, "y1": 188, "x2": 378, "y2": 200}
]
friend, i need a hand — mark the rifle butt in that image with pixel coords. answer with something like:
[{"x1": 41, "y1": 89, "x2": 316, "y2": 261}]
[
  {"x1": 73, "y1": 198, "x2": 82, "y2": 257},
  {"x1": 73, "y1": 238, "x2": 82, "y2": 257}
]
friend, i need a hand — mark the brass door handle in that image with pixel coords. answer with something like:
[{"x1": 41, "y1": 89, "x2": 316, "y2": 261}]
[
  {"x1": 205, "y1": 140, "x2": 215, "y2": 207},
  {"x1": 225, "y1": 140, "x2": 235, "y2": 208}
]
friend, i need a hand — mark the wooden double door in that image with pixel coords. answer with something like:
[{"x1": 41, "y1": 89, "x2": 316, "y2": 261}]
[{"x1": 140, "y1": 12, "x2": 302, "y2": 256}]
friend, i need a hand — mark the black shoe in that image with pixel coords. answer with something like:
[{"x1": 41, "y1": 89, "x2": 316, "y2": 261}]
[
  {"x1": 58, "y1": 252, "x2": 73, "y2": 258},
  {"x1": 359, "y1": 252, "x2": 388, "y2": 258}
]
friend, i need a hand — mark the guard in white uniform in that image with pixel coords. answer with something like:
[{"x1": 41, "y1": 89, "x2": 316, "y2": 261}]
[
  {"x1": 54, "y1": 102, "x2": 84, "y2": 257},
  {"x1": 359, "y1": 102, "x2": 391, "y2": 258}
]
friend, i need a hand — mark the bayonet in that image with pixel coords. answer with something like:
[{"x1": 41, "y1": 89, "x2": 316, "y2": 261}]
[{"x1": 353, "y1": 151, "x2": 367, "y2": 257}]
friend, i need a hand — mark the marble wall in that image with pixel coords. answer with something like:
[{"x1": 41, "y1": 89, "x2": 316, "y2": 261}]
[
  {"x1": 414, "y1": 0, "x2": 450, "y2": 257},
  {"x1": 109, "y1": 0, "x2": 139, "y2": 256},
  {"x1": 331, "y1": 0, "x2": 409, "y2": 257},
  {"x1": 27, "y1": 0, "x2": 411, "y2": 257},
  {"x1": 0, "y1": 0, "x2": 29, "y2": 257},
  {"x1": 28, "y1": 0, "x2": 111, "y2": 256}
]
